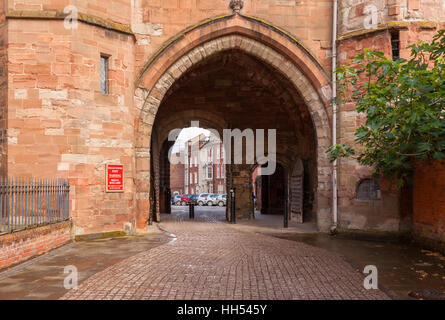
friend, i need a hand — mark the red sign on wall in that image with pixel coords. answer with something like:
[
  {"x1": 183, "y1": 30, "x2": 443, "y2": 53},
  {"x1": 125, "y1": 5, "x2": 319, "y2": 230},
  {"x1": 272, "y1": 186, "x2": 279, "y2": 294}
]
[{"x1": 106, "y1": 164, "x2": 124, "y2": 192}]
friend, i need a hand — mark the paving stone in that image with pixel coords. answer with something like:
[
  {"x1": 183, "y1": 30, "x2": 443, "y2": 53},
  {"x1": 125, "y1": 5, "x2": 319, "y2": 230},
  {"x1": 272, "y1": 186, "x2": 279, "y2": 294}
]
[{"x1": 62, "y1": 211, "x2": 389, "y2": 300}]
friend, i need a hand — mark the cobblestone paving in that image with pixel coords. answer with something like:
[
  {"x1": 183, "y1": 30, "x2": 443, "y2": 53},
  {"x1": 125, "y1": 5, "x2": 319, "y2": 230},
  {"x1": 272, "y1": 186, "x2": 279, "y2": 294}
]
[{"x1": 62, "y1": 210, "x2": 389, "y2": 300}]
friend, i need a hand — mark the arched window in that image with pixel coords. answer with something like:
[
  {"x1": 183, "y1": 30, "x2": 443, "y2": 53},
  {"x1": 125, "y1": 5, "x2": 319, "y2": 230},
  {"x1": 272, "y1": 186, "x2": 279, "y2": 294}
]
[{"x1": 356, "y1": 179, "x2": 381, "y2": 200}]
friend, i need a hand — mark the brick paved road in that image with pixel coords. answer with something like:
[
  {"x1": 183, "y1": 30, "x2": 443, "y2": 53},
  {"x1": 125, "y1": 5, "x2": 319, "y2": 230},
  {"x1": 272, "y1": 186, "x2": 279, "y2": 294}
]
[{"x1": 62, "y1": 209, "x2": 389, "y2": 300}]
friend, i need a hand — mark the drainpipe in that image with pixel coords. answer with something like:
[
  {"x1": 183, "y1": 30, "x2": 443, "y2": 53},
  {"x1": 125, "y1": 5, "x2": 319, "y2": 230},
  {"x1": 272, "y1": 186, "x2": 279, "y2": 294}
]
[{"x1": 331, "y1": 0, "x2": 339, "y2": 233}]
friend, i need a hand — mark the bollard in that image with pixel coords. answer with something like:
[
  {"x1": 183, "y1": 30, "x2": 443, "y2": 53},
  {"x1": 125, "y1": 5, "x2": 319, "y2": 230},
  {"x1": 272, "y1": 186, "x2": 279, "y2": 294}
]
[
  {"x1": 284, "y1": 199, "x2": 289, "y2": 228},
  {"x1": 148, "y1": 197, "x2": 153, "y2": 226},
  {"x1": 166, "y1": 187, "x2": 171, "y2": 214},
  {"x1": 252, "y1": 194, "x2": 255, "y2": 220},
  {"x1": 189, "y1": 202, "x2": 195, "y2": 219},
  {"x1": 230, "y1": 189, "x2": 236, "y2": 224}
]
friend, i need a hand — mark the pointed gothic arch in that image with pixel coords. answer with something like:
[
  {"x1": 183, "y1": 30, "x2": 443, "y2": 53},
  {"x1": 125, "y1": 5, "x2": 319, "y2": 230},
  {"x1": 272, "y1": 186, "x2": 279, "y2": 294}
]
[{"x1": 133, "y1": 14, "x2": 333, "y2": 231}]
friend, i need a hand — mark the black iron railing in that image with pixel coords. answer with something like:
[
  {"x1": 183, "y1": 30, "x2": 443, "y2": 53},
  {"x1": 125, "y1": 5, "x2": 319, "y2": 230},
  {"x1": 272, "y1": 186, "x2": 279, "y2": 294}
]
[{"x1": 0, "y1": 177, "x2": 70, "y2": 234}]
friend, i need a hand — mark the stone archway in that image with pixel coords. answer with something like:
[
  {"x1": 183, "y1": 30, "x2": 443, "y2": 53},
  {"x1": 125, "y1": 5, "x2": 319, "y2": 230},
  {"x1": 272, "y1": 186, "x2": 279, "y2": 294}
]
[
  {"x1": 134, "y1": 16, "x2": 332, "y2": 232},
  {"x1": 150, "y1": 112, "x2": 228, "y2": 222}
]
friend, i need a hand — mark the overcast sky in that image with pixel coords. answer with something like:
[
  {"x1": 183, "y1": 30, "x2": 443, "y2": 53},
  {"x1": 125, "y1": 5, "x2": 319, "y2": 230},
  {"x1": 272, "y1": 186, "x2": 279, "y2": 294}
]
[{"x1": 171, "y1": 127, "x2": 210, "y2": 153}]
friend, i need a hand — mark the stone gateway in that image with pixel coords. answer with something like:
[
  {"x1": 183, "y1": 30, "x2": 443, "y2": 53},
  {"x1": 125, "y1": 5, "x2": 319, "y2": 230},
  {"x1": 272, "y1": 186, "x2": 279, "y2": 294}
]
[{"x1": 0, "y1": 0, "x2": 443, "y2": 236}]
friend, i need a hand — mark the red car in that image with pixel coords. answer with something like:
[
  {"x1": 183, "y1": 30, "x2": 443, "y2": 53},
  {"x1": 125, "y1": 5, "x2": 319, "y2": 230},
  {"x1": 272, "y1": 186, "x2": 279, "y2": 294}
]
[
  {"x1": 180, "y1": 194, "x2": 198, "y2": 206},
  {"x1": 180, "y1": 194, "x2": 192, "y2": 206}
]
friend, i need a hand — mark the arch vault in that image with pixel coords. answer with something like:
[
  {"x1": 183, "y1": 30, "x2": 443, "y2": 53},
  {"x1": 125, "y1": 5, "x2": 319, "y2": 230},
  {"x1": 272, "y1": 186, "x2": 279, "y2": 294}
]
[{"x1": 133, "y1": 14, "x2": 333, "y2": 231}]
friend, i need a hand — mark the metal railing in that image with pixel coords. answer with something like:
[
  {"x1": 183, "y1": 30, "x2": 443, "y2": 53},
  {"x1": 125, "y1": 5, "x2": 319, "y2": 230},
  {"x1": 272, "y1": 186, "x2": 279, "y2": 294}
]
[{"x1": 0, "y1": 177, "x2": 70, "y2": 234}]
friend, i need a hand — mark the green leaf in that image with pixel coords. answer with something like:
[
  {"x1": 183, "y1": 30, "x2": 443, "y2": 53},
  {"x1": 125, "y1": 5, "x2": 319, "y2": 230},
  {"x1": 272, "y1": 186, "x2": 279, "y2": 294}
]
[
  {"x1": 329, "y1": 29, "x2": 445, "y2": 188},
  {"x1": 433, "y1": 152, "x2": 445, "y2": 161}
]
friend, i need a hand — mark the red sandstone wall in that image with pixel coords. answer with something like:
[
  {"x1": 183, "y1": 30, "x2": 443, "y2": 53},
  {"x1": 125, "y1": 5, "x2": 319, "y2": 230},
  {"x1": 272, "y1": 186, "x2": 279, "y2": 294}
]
[
  {"x1": 7, "y1": 0, "x2": 132, "y2": 25},
  {"x1": 337, "y1": 30, "x2": 398, "y2": 231},
  {"x1": 336, "y1": 23, "x2": 444, "y2": 232},
  {"x1": 134, "y1": 0, "x2": 333, "y2": 74},
  {"x1": 339, "y1": 0, "x2": 445, "y2": 35},
  {"x1": 170, "y1": 161, "x2": 184, "y2": 195},
  {"x1": 1, "y1": 0, "x2": 443, "y2": 235},
  {"x1": 0, "y1": 1, "x2": 6, "y2": 176},
  {"x1": 413, "y1": 161, "x2": 445, "y2": 241},
  {"x1": 7, "y1": 17, "x2": 136, "y2": 235},
  {"x1": 5, "y1": 0, "x2": 334, "y2": 75},
  {"x1": 0, "y1": 221, "x2": 72, "y2": 271}
]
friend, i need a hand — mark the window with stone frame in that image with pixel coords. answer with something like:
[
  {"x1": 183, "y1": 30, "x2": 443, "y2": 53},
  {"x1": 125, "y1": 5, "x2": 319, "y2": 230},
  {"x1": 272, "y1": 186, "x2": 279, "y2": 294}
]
[
  {"x1": 356, "y1": 179, "x2": 381, "y2": 200},
  {"x1": 100, "y1": 55, "x2": 109, "y2": 94},
  {"x1": 391, "y1": 30, "x2": 400, "y2": 61}
]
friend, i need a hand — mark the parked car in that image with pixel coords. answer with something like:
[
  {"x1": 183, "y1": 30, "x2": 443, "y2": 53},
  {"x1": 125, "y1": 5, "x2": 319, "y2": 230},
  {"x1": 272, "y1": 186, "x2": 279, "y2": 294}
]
[
  {"x1": 188, "y1": 194, "x2": 199, "y2": 205},
  {"x1": 180, "y1": 194, "x2": 192, "y2": 206},
  {"x1": 197, "y1": 193, "x2": 210, "y2": 206},
  {"x1": 216, "y1": 194, "x2": 227, "y2": 207},
  {"x1": 206, "y1": 194, "x2": 220, "y2": 206},
  {"x1": 172, "y1": 194, "x2": 182, "y2": 205}
]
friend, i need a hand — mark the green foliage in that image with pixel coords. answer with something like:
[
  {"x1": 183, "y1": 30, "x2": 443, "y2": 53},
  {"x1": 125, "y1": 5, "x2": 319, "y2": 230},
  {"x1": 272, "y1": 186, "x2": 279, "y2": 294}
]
[
  {"x1": 328, "y1": 30, "x2": 445, "y2": 187},
  {"x1": 326, "y1": 144, "x2": 355, "y2": 160}
]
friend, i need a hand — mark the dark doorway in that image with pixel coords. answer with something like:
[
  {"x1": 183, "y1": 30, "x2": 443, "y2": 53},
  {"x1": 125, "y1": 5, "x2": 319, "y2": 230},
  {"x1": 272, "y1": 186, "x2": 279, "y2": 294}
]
[{"x1": 260, "y1": 163, "x2": 286, "y2": 215}]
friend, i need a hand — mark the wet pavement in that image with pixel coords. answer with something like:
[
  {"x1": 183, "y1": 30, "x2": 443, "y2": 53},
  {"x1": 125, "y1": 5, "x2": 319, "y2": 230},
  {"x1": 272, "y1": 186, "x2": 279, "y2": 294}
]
[
  {"x1": 168, "y1": 205, "x2": 318, "y2": 233},
  {"x1": 0, "y1": 232, "x2": 170, "y2": 300},
  {"x1": 0, "y1": 206, "x2": 443, "y2": 300},
  {"x1": 271, "y1": 233, "x2": 445, "y2": 300},
  {"x1": 61, "y1": 208, "x2": 389, "y2": 300},
  {"x1": 175, "y1": 206, "x2": 445, "y2": 300}
]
